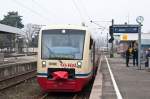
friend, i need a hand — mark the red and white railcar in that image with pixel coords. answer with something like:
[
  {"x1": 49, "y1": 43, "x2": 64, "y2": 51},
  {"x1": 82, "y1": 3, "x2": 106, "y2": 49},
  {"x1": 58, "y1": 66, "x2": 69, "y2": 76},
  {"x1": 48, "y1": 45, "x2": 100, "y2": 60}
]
[{"x1": 37, "y1": 25, "x2": 96, "y2": 92}]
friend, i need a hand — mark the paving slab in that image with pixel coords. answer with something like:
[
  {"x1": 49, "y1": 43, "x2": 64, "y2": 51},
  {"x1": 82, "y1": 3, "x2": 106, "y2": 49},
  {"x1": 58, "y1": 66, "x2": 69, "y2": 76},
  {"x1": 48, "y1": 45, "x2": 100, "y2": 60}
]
[{"x1": 107, "y1": 55, "x2": 150, "y2": 99}]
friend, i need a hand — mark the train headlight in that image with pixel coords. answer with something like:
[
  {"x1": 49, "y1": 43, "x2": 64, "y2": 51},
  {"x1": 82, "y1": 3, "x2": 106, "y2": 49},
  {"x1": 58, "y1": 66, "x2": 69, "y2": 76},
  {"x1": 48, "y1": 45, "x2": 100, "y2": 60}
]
[
  {"x1": 42, "y1": 61, "x2": 46, "y2": 67},
  {"x1": 77, "y1": 61, "x2": 82, "y2": 68}
]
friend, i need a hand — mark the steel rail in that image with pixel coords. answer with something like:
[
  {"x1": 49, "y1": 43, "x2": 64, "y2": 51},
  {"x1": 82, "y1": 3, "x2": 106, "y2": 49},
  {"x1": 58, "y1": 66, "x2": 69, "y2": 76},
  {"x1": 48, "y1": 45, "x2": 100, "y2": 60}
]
[{"x1": 0, "y1": 70, "x2": 36, "y2": 91}]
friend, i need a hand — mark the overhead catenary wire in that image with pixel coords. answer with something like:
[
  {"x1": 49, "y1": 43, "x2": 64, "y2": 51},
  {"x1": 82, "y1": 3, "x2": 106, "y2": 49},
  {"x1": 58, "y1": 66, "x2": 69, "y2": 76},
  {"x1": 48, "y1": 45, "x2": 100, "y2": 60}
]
[
  {"x1": 13, "y1": 0, "x2": 51, "y2": 23},
  {"x1": 79, "y1": 0, "x2": 91, "y2": 22},
  {"x1": 90, "y1": 21, "x2": 106, "y2": 29},
  {"x1": 32, "y1": 0, "x2": 57, "y2": 18},
  {"x1": 72, "y1": 0, "x2": 86, "y2": 23},
  {"x1": 90, "y1": 19, "x2": 113, "y2": 33},
  {"x1": 74, "y1": 0, "x2": 108, "y2": 27}
]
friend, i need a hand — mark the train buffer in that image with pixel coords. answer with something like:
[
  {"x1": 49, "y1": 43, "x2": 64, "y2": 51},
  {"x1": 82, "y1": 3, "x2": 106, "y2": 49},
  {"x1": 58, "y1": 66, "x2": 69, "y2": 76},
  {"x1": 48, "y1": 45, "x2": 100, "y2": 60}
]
[{"x1": 90, "y1": 55, "x2": 150, "y2": 99}]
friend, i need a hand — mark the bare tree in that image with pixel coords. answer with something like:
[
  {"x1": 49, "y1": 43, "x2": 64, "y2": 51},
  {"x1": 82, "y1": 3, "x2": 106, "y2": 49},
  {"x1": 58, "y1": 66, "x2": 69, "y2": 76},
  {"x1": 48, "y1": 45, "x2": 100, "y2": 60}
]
[
  {"x1": 23, "y1": 24, "x2": 34, "y2": 45},
  {"x1": 23, "y1": 23, "x2": 42, "y2": 47}
]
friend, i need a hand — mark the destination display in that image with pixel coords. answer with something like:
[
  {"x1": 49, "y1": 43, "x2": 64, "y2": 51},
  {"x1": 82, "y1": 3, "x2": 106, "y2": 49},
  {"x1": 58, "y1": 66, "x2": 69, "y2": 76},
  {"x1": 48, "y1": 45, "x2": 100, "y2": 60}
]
[{"x1": 110, "y1": 25, "x2": 139, "y2": 33}]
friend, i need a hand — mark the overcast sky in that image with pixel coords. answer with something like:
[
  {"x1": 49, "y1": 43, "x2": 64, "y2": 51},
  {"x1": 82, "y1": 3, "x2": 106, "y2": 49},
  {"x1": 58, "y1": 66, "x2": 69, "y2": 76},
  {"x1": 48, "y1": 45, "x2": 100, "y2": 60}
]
[{"x1": 0, "y1": 0, "x2": 150, "y2": 34}]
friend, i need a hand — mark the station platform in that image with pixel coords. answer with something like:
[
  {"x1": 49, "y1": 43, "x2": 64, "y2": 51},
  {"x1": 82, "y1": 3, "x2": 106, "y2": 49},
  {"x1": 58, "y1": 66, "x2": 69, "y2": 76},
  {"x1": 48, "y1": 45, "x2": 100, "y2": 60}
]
[
  {"x1": 0, "y1": 55, "x2": 37, "y2": 65},
  {"x1": 0, "y1": 55, "x2": 37, "y2": 80},
  {"x1": 90, "y1": 54, "x2": 150, "y2": 99}
]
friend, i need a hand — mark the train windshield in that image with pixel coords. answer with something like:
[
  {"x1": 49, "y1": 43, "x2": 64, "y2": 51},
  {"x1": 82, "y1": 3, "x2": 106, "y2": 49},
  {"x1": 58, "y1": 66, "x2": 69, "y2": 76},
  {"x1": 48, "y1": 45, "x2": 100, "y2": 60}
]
[{"x1": 41, "y1": 29, "x2": 85, "y2": 60}]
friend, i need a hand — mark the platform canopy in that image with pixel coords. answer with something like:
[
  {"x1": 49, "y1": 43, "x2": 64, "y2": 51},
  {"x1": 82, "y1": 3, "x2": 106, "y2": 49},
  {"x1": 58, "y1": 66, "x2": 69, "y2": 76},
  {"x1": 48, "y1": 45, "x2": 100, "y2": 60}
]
[
  {"x1": 119, "y1": 33, "x2": 150, "y2": 41},
  {"x1": 0, "y1": 23, "x2": 24, "y2": 35}
]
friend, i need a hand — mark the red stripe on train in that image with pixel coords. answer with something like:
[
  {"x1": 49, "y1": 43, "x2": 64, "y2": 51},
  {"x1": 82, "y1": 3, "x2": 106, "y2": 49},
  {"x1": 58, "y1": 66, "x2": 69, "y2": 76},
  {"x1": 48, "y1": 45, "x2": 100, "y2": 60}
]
[{"x1": 37, "y1": 76, "x2": 92, "y2": 92}]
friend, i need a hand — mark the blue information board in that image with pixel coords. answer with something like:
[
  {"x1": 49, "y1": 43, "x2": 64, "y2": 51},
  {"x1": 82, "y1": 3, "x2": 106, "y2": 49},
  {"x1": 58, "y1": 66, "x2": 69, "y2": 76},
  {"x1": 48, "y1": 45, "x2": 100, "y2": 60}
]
[{"x1": 110, "y1": 25, "x2": 139, "y2": 33}]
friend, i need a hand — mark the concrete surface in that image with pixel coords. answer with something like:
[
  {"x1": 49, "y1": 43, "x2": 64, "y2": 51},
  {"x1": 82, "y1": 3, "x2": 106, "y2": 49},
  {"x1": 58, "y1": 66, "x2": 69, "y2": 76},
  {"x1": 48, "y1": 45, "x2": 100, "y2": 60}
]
[
  {"x1": 90, "y1": 53, "x2": 150, "y2": 99},
  {"x1": 107, "y1": 54, "x2": 150, "y2": 99},
  {"x1": 89, "y1": 57, "x2": 103, "y2": 99}
]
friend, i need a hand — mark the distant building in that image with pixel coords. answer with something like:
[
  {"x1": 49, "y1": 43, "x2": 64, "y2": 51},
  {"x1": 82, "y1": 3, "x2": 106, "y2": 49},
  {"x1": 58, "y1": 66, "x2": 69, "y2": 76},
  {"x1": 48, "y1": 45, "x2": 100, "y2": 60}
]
[
  {"x1": 119, "y1": 33, "x2": 150, "y2": 48},
  {"x1": 0, "y1": 23, "x2": 24, "y2": 53},
  {"x1": 141, "y1": 39, "x2": 150, "y2": 49},
  {"x1": 115, "y1": 33, "x2": 150, "y2": 56}
]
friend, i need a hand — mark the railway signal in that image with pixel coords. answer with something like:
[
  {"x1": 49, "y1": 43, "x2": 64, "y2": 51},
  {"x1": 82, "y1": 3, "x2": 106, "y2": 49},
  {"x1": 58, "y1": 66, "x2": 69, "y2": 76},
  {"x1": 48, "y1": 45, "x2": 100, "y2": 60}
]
[
  {"x1": 109, "y1": 19, "x2": 114, "y2": 58},
  {"x1": 109, "y1": 26, "x2": 114, "y2": 43}
]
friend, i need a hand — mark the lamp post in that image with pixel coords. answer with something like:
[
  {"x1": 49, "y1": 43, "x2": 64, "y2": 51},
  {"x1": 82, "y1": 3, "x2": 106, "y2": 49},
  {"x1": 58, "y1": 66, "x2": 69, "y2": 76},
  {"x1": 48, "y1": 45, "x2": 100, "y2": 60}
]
[
  {"x1": 136, "y1": 16, "x2": 144, "y2": 70},
  {"x1": 111, "y1": 19, "x2": 114, "y2": 57},
  {"x1": 107, "y1": 33, "x2": 108, "y2": 52}
]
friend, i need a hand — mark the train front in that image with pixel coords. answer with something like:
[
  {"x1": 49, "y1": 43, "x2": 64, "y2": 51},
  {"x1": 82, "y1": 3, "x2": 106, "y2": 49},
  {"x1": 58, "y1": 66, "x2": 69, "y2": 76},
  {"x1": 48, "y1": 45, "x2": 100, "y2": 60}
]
[{"x1": 37, "y1": 26, "x2": 92, "y2": 92}]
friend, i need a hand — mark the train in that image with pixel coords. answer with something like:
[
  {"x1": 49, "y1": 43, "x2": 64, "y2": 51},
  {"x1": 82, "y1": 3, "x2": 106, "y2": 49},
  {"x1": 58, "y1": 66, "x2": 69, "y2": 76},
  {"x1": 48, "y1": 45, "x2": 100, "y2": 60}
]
[{"x1": 37, "y1": 24, "x2": 98, "y2": 92}]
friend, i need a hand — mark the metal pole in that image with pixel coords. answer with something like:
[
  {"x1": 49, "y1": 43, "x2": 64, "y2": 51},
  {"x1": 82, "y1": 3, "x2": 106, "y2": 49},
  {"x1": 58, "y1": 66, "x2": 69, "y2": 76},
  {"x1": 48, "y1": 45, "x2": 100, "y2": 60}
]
[
  {"x1": 138, "y1": 24, "x2": 141, "y2": 69},
  {"x1": 15, "y1": 34, "x2": 18, "y2": 53},
  {"x1": 15, "y1": 21, "x2": 18, "y2": 53},
  {"x1": 107, "y1": 33, "x2": 108, "y2": 52},
  {"x1": 110, "y1": 19, "x2": 114, "y2": 57}
]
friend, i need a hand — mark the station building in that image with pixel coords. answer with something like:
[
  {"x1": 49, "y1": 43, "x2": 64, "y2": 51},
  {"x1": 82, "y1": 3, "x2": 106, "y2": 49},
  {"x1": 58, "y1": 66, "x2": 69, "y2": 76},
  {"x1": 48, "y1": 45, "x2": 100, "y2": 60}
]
[
  {"x1": 115, "y1": 33, "x2": 150, "y2": 57},
  {"x1": 0, "y1": 23, "x2": 24, "y2": 54}
]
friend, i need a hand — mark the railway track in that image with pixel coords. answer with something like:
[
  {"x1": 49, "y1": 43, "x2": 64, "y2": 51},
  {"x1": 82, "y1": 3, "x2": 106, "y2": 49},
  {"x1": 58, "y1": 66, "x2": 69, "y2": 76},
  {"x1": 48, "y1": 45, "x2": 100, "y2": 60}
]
[
  {"x1": 0, "y1": 69, "x2": 36, "y2": 91},
  {"x1": 37, "y1": 92, "x2": 48, "y2": 99},
  {"x1": 38, "y1": 91, "x2": 91, "y2": 99},
  {"x1": 38, "y1": 92, "x2": 75, "y2": 99},
  {"x1": 72, "y1": 93, "x2": 88, "y2": 99}
]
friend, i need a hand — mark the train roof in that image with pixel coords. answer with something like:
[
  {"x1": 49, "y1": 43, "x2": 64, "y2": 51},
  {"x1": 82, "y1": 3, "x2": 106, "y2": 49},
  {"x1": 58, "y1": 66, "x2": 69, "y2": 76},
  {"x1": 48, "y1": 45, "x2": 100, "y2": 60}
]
[{"x1": 41, "y1": 24, "x2": 88, "y2": 31}]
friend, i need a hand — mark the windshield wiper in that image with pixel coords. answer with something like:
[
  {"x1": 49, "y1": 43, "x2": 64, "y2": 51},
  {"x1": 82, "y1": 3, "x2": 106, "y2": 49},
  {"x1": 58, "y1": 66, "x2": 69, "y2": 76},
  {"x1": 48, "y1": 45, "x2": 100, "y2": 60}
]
[{"x1": 46, "y1": 46, "x2": 54, "y2": 54}]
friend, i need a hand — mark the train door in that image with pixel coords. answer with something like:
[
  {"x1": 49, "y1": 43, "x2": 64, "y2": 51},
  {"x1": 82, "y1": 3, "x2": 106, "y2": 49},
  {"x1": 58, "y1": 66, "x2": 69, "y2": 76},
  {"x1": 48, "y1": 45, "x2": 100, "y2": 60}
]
[
  {"x1": 90, "y1": 38, "x2": 95, "y2": 66},
  {"x1": 90, "y1": 38, "x2": 97, "y2": 76}
]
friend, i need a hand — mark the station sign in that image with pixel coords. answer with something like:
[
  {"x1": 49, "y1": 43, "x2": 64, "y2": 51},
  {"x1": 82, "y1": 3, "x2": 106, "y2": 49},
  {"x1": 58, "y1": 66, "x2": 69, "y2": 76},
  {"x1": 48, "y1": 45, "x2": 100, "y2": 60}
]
[{"x1": 110, "y1": 25, "x2": 139, "y2": 33}]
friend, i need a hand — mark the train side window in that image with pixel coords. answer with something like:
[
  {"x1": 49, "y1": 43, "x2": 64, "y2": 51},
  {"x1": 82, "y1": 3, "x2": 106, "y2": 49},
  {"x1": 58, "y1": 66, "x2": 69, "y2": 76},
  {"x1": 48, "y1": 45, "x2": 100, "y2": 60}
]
[{"x1": 89, "y1": 38, "x2": 93, "y2": 49}]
